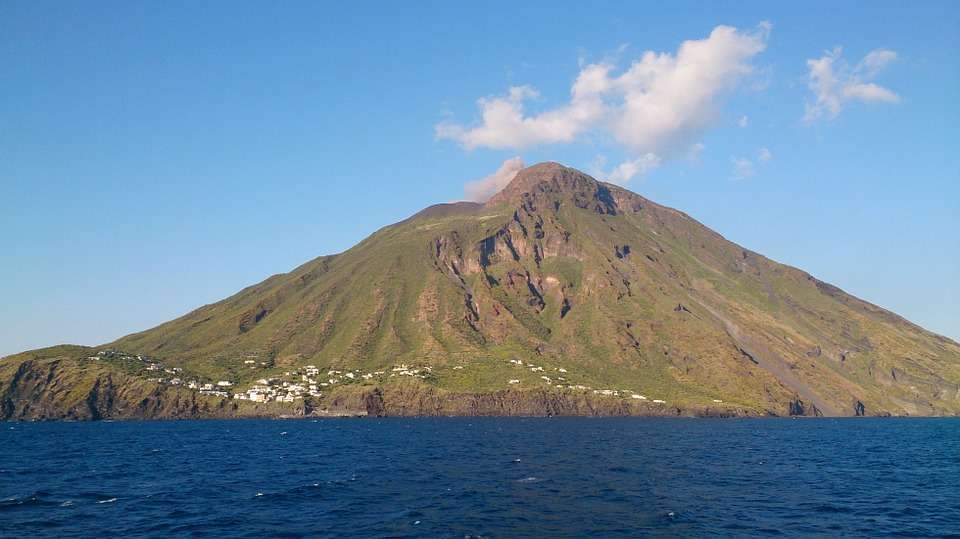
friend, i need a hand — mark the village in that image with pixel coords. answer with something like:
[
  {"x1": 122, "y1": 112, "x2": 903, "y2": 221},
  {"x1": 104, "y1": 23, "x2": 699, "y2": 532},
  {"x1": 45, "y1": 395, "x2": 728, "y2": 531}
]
[
  {"x1": 501, "y1": 358, "x2": 672, "y2": 404},
  {"x1": 87, "y1": 349, "x2": 701, "y2": 407},
  {"x1": 86, "y1": 350, "x2": 436, "y2": 404},
  {"x1": 87, "y1": 350, "x2": 239, "y2": 398},
  {"x1": 229, "y1": 363, "x2": 434, "y2": 403}
]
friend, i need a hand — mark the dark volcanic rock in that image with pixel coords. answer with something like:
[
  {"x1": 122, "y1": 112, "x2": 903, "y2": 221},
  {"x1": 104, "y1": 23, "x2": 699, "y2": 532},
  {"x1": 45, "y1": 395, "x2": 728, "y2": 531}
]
[
  {"x1": 788, "y1": 397, "x2": 823, "y2": 417},
  {"x1": 854, "y1": 400, "x2": 866, "y2": 417},
  {"x1": 789, "y1": 397, "x2": 806, "y2": 416}
]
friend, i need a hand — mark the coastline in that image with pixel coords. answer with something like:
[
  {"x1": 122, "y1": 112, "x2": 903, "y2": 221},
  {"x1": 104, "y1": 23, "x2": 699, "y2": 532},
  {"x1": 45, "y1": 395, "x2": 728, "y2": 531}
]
[{"x1": 6, "y1": 384, "x2": 943, "y2": 421}]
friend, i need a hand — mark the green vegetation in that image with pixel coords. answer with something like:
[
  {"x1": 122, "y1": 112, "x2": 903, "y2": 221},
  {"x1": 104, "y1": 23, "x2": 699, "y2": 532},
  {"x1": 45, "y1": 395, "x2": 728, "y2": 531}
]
[{"x1": 3, "y1": 163, "x2": 959, "y2": 419}]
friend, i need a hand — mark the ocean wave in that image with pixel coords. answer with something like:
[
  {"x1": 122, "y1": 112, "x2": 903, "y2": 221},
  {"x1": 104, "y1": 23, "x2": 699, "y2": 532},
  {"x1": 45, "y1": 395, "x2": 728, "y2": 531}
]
[{"x1": 0, "y1": 493, "x2": 59, "y2": 511}]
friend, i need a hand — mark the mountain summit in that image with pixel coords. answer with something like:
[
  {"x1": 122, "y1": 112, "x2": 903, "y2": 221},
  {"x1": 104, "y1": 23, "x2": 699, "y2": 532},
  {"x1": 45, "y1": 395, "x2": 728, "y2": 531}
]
[
  {"x1": 487, "y1": 162, "x2": 601, "y2": 204},
  {"x1": 3, "y1": 163, "x2": 959, "y2": 419}
]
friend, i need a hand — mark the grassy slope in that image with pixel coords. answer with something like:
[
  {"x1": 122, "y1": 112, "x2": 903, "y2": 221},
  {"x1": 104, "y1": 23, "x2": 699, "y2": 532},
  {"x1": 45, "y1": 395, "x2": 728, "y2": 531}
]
[{"x1": 5, "y1": 164, "x2": 959, "y2": 417}]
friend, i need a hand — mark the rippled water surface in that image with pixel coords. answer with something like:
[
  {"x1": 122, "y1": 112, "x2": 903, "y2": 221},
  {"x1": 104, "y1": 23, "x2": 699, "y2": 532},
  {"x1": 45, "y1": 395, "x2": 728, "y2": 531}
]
[{"x1": 2, "y1": 418, "x2": 959, "y2": 537}]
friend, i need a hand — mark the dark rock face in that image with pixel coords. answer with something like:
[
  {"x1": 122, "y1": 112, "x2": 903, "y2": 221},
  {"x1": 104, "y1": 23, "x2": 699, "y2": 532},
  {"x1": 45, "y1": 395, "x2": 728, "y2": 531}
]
[
  {"x1": 854, "y1": 400, "x2": 866, "y2": 416},
  {"x1": 331, "y1": 385, "x2": 749, "y2": 418},
  {"x1": 788, "y1": 397, "x2": 823, "y2": 417},
  {"x1": 739, "y1": 347, "x2": 759, "y2": 365},
  {"x1": 789, "y1": 397, "x2": 806, "y2": 416}
]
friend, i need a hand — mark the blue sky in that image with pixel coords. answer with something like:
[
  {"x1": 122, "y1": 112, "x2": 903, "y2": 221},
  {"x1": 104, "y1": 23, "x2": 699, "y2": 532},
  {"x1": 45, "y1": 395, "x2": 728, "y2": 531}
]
[{"x1": 1, "y1": 1, "x2": 958, "y2": 356}]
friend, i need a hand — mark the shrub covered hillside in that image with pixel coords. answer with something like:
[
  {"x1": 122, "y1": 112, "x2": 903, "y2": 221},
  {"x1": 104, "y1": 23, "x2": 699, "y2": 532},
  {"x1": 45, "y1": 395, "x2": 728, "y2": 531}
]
[{"x1": 4, "y1": 163, "x2": 959, "y2": 419}]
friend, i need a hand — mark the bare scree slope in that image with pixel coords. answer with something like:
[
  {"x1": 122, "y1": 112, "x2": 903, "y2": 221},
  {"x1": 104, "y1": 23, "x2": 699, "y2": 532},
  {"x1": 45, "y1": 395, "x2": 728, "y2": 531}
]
[{"x1": 4, "y1": 163, "x2": 959, "y2": 419}]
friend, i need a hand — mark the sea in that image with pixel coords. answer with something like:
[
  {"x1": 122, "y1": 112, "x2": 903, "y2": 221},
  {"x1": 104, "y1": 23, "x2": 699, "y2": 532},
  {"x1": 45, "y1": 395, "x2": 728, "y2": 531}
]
[{"x1": 1, "y1": 418, "x2": 958, "y2": 538}]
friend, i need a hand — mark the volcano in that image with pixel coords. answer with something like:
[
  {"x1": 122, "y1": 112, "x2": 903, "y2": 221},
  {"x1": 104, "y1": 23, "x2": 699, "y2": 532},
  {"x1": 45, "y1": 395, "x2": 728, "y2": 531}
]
[{"x1": 3, "y1": 162, "x2": 959, "y2": 419}]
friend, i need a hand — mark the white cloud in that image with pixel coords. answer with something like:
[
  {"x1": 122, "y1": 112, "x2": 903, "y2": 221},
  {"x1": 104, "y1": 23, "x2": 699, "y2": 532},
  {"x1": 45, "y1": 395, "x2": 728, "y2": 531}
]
[
  {"x1": 463, "y1": 157, "x2": 525, "y2": 202},
  {"x1": 687, "y1": 142, "x2": 706, "y2": 162},
  {"x1": 804, "y1": 47, "x2": 900, "y2": 122},
  {"x1": 857, "y1": 49, "x2": 898, "y2": 78},
  {"x1": 605, "y1": 153, "x2": 662, "y2": 185},
  {"x1": 731, "y1": 156, "x2": 755, "y2": 179},
  {"x1": 842, "y1": 82, "x2": 899, "y2": 102},
  {"x1": 437, "y1": 23, "x2": 770, "y2": 164},
  {"x1": 435, "y1": 83, "x2": 603, "y2": 150},
  {"x1": 732, "y1": 147, "x2": 772, "y2": 179},
  {"x1": 738, "y1": 115, "x2": 749, "y2": 128}
]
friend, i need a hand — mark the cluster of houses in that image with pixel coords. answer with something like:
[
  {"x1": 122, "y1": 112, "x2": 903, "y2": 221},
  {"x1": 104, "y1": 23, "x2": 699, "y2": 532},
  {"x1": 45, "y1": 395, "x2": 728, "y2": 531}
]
[
  {"x1": 230, "y1": 363, "x2": 435, "y2": 404},
  {"x1": 87, "y1": 349, "x2": 153, "y2": 364},
  {"x1": 88, "y1": 350, "x2": 239, "y2": 398},
  {"x1": 91, "y1": 350, "x2": 444, "y2": 404},
  {"x1": 91, "y1": 349, "x2": 731, "y2": 408},
  {"x1": 235, "y1": 376, "x2": 314, "y2": 403},
  {"x1": 502, "y1": 357, "x2": 669, "y2": 404}
]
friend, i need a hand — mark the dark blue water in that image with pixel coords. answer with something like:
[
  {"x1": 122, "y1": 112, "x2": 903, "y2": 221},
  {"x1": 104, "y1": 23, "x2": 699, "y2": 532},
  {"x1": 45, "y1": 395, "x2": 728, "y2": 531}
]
[{"x1": 2, "y1": 418, "x2": 958, "y2": 538}]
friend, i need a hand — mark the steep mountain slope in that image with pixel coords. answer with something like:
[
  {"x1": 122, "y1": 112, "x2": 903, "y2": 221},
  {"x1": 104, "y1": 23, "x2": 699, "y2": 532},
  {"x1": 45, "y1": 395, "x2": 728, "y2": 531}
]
[{"x1": 4, "y1": 163, "x2": 959, "y2": 418}]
